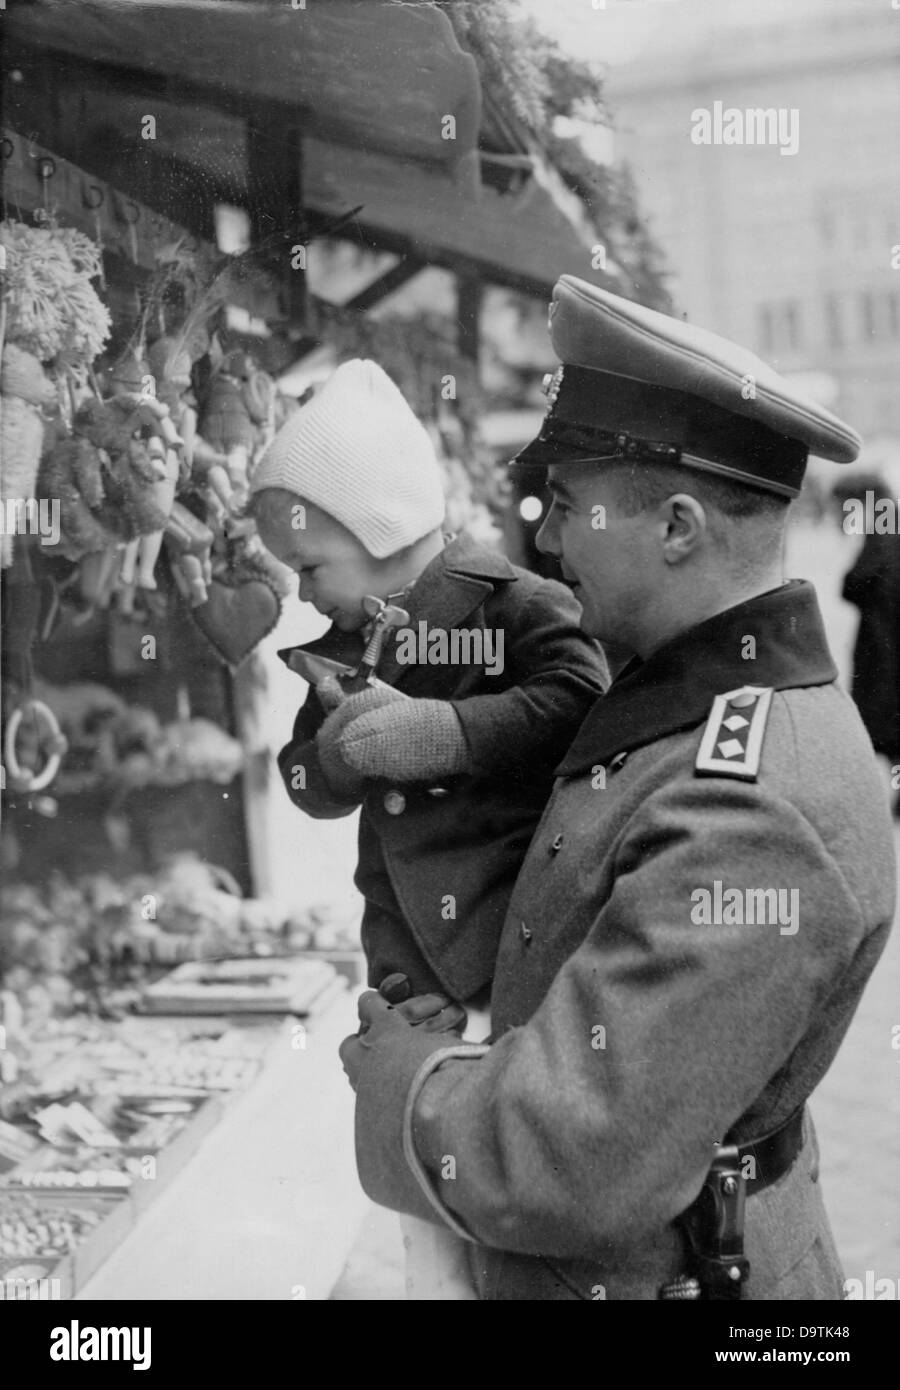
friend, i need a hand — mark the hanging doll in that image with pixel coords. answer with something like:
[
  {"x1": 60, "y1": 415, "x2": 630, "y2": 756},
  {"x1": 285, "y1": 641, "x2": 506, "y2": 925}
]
[
  {"x1": 145, "y1": 334, "x2": 233, "y2": 530},
  {"x1": 37, "y1": 394, "x2": 170, "y2": 560},
  {"x1": 0, "y1": 344, "x2": 58, "y2": 567},
  {"x1": 0, "y1": 218, "x2": 111, "y2": 569},
  {"x1": 105, "y1": 346, "x2": 192, "y2": 596},
  {"x1": 199, "y1": 348, "x2": 268, "y2": 512}
]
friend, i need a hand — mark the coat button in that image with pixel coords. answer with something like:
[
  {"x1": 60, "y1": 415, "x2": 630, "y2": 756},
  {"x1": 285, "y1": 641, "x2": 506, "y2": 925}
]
[
  {"x1": 383, "y1": 790, "x2": 406, "y2": 815},
  {"x1": 520, "y1": 920, "x2": 533, "y2": 945},
  {"x1": 550, "y1": 833, "x2": 564, "y2": 854}
]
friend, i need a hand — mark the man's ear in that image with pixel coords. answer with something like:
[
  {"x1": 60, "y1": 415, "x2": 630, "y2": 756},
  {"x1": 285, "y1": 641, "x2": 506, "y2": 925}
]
[{"x1": 660, "y1": 493, "x2": 707, "y2": 564}]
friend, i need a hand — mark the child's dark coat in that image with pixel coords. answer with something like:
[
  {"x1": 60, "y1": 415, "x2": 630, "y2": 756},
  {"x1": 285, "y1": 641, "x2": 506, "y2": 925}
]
[{"x1": 278, "y1": 533, "x2": 609, "y2": 1000}]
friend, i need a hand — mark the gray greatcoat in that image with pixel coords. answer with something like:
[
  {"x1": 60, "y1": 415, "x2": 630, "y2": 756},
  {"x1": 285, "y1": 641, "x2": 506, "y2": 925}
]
[{"x1": 351, "y1": 580, "x2": 897, "y2": 1299}]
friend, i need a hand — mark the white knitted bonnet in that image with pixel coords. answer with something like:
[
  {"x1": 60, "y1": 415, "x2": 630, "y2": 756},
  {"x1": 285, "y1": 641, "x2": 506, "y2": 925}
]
[{"x1": 250, "y1": 358, "x2": 445, "y2": 556}]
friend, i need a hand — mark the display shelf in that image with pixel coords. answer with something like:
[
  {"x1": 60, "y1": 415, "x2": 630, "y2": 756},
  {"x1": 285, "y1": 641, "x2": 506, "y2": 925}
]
[
  {"x1": 74, "y1": 985, "x2": 368, "y2": 1301},
  {"x1": 0, "y1": 987, "x2": 355, "y2": 1300}
]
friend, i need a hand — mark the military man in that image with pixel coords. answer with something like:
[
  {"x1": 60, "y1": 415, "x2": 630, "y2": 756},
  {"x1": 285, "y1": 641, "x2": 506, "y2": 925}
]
[{"x1": 339, "y1": 277, "x2": 897, "y2": 1300}]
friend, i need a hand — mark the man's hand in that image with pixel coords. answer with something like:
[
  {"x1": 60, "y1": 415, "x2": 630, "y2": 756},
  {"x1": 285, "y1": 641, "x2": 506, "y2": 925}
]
[
  {"x1": 339, "y1": 988, "x2": 467, "y2": 1090},
  {"x1": 339, "y1": 991, "x2": 410, "y2": 1091}
]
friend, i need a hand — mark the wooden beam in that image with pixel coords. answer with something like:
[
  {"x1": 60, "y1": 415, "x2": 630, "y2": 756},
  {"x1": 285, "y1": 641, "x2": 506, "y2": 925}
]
[
  {"x1": 342, "y1": 257, "x2": 427, "y2": 313},
  {"x1": 456, "y1": 274, "x2": 483, "y2": 369},
  {"x1": 302, "y1": 137, "x2": 613, "y2": 300},
  {"x1": 334, "y1": 222, "x2": 554, "y2": 302},
  {"x1": 245, "y1": 106, "x2": 308, "y2": 331},
  {"x1": 1, "y1": 125, "x2": 215, "y2": 272}
]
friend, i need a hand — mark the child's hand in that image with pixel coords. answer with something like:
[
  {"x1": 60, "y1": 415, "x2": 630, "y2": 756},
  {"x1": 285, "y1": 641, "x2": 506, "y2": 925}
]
[
  {"x1": 379, "y1": 974, "x2": 468, "y2": 1033},
  {"x1": 339, "y1": 699, "x2": 471, "y2": 782},
  {"x1": 316, "y1": 685, "x2": 408, "y2": 796},
  {"x1": 338, "y1": 990, "x2": 465, "y2": 1092}
]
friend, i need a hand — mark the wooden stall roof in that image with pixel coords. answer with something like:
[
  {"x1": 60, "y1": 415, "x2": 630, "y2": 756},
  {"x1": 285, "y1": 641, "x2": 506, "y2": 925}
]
[
  {"x1": 2, "y1": 0, "x2": 481, "y2": 164},
  {"x1": 2, "y1": 0, "x2": 614, "y2": 297},
  {"x1": 304, "y1": 136, "x2": 607, "y2": 298}
]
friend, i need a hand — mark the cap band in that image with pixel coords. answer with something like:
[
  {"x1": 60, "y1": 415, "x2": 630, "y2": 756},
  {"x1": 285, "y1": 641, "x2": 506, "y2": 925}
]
[{"x1": 511, "y1": 365, "x2": 808, "y2": 497}]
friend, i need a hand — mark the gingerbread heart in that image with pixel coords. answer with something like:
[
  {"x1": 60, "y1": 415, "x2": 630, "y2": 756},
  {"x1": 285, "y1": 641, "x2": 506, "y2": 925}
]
[{"x1": 190, "y1": 568, "x2": 281, "y2": 669}]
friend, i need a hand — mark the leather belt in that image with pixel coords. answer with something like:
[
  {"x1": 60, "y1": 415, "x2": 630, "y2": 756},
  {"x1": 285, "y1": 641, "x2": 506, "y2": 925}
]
[{"x1": 730, "y1": 1105, "x2": 805, "y2": 1195}]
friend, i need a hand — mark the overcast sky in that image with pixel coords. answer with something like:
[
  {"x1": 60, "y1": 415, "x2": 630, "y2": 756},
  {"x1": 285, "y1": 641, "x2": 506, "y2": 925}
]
[{"x1": 519, "y1": 0, "x2": 863, "y2": 70}]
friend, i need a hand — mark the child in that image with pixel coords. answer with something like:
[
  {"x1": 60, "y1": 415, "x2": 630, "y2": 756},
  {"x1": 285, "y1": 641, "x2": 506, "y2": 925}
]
[{"x1": 250, "y1": 359, "x2": 607, "y2": 1294}]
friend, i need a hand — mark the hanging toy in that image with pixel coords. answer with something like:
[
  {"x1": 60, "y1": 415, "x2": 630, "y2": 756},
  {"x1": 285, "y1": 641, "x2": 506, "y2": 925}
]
[
  {"x1": 199, "y1": 350, "x2": 259, "y2": 512},
  {"x1": 146, "y1": 335, "x2": 205, "y2": 487},
  {"x1": 231, "y1": 526, "x2": 294, "y2": 599},
  {"x1": 117, "y1": 396, "x2": 182, "y2": 591},
  {"x1": 37, "y1": 395, "x2": 169, "y2": 560},
  {"x1": 164, "y1": 501, "x2": 214, "y2": 607},
  {"x1": 0, "y1": 344, "x2": 57, "y2": 567},
  {"x1": 0, "y1": 220, "x2": 111, "y2": 371},
  {"x1": 145, "y1": 332, "x2": 233, "y2": 537},
  {"x1": 3, "y1": 698, "x2": 68, "y2": 793},
  {"x1": 243, "y1": 363, "x2": 277, "y2": 462},
  {"x1": 108, "y1": 349, "x2": 155, "y2": 609},
  {"x1": 74, "y1": 547, "x2": 122, "y2": 611}
]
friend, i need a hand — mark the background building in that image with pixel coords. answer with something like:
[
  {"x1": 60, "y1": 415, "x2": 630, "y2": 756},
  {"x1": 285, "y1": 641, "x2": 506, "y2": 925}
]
[{"x1": 606, "y1": 0, "x2": 900, "y2": 463}]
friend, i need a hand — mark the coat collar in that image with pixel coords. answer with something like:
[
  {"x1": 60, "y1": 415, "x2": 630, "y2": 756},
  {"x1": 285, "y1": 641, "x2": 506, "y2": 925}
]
[
  {"x1": 278, "y1": 533, "x2": 518, "y2": 685},
  {"x1": 557, "y1": 580, "x2": 837, "y2": 776}
]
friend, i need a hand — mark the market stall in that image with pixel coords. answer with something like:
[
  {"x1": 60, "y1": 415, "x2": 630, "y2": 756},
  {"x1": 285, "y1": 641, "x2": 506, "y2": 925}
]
[
  {"x1": 0, "y1": 129, "x2": 375, "y2": 1299},
  {"x1": 0, "y1": 0, "x2": 663, "y2": 1301}
]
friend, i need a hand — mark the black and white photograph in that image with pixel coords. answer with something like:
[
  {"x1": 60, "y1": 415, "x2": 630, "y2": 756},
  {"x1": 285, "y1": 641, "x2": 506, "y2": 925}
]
[{"x1": 0, "y1": 0, "x2": 898, "y2": 1351}]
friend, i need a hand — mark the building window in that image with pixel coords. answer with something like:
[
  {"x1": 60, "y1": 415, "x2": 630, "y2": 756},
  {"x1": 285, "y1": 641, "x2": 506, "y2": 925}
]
[
  {"x1": 757, "y1": 301, "x2": 804, "y2": 356},
  {"x1": 887, "y1": 291, "x2": 900, "y2": 341},
  {"x1": 784, "y1": 301, "x2": 802, "y2": 352},
  {"x1": 818, "y1": 210, "x2": 834, "y2": 246},
  {"x1": 825, "y1": 295, "x2": 843, "y2": 349},
  {"x1": 860, "y1": 291, "x2": 877, "y2": 341}
]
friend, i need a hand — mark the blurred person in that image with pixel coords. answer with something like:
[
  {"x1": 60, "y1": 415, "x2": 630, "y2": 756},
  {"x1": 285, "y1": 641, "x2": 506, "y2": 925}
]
[{"x1": 841, "y1": 482, "x2": 900, "y2": 818}]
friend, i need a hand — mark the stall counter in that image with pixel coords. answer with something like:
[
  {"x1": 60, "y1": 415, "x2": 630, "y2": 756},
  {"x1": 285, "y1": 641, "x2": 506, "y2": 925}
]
[{"x1": 75, "y1": 987, "x2": 370, "y2": 1301}]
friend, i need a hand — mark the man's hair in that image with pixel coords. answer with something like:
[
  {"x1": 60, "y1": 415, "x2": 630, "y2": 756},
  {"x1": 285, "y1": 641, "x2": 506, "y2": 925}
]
[{"x1": 604, "y1": 460, "x2": 792, "y2": 522}]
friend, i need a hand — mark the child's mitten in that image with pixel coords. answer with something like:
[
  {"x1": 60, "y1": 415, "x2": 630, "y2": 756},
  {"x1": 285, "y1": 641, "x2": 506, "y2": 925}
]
[
  {"x1": 316, "y1": 685, "x2": 407, "y2": 798},
  {"x1": 339, "y1": 698, "x2": 471, "y2": 782}
]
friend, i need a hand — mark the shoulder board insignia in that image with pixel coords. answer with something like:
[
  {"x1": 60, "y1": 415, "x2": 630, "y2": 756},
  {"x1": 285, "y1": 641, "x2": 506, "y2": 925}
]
[{"x1": 694, "y1": 685, "x2": 774, "y2": 781}]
